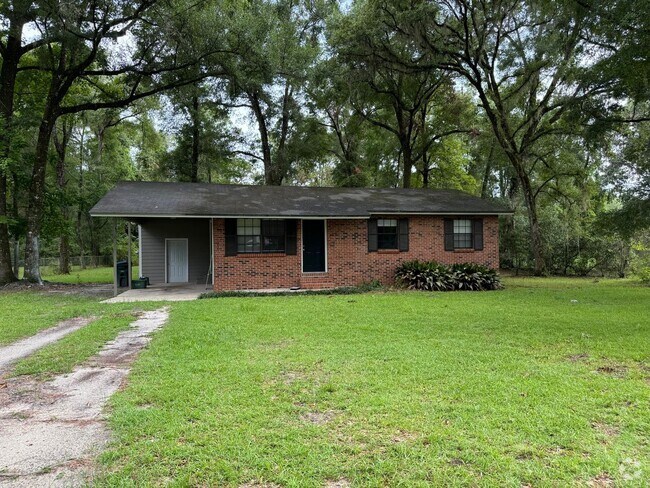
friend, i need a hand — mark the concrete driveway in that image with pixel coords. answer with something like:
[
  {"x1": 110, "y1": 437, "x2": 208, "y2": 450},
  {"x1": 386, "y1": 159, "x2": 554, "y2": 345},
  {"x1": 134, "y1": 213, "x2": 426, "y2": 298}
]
[{"x1": 102, "y1": 283, "x2": 207, "y2": 303}]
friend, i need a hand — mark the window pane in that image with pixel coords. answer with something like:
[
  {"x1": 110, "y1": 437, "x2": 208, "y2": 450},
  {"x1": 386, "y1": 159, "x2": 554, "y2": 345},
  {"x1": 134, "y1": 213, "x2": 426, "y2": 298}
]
[
  {"x1": 377, "y1": 218, "x2": 397, "y2": 228},
  {"x1": 378, "y1": 234, "x2": 397, "y2": 249},
  {"x1": 454, "y1": 219, "x2": 471, "y2": 233},
  {"x1": 237, "y1": 218, "x2": 260, "y2": 236},
  {"x1": 261, "y1": 219, "x2": 285, "y2": 252},
  {"x1": 237, "y1": 235, "x2": 261, "y2": 253},
  {"x1": 377, "y1": 219, "x2": 398, "y2": 249},
  {"x1": 453, "y1": 219, "x2": 472, "y2": 249}
]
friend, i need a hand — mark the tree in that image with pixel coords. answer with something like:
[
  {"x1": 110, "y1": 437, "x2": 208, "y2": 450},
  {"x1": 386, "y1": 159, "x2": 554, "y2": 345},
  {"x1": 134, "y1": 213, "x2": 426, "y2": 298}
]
[
  {"x1": 332, "y1": 2, "x2": 470, "y2": 188},
  {"x1": 381, "y1": 0, "x2": 614, "y2": 274},
  {"x1": 221, "y1": 0, "x2": 329, "y2": 185},
  {"x1": 1, "y1": 0, "x2": 230, "y2": 284}
]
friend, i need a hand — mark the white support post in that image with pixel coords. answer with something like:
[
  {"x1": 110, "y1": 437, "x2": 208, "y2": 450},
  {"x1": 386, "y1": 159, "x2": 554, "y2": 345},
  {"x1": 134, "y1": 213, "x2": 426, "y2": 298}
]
[
  {"x1": 138, "y1": 224, "x2": 143, "y2": 279},
  {"x1": 127, "y1": 221, "x2": 132, "y2": 289}
]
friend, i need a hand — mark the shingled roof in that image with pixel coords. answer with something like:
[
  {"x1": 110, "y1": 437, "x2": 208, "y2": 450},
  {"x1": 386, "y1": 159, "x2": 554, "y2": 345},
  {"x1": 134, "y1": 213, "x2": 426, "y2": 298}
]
[{"x1": 90, "y1": 181, "x2": 512, "y2": 218}]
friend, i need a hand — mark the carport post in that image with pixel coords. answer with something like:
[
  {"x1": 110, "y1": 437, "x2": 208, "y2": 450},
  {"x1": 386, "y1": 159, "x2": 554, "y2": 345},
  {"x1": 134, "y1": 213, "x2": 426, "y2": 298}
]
[
  {"x1": 112, "y1": 219, "x2": 118, "y2": 297},
  {"x1": 127, "y1": 221, "x2": 132, "y2": 289}
]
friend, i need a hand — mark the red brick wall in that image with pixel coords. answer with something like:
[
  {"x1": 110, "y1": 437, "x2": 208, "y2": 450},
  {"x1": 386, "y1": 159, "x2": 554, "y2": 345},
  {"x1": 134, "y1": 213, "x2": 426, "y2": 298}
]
[{"x1": 213, "y1": 216, "x2": 499, "y2": 291}]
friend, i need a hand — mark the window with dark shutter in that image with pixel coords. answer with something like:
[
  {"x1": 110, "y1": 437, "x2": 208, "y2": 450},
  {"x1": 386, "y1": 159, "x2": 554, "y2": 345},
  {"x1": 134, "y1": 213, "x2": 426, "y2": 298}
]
[
  {"x1": 444, "y1": 217, "x2": 484, "y2": 251},
  {"x1": 233, "y1": 218, "x2": 288, "y2": 254},
  {"x1": 473, "y1": 218, "x2": 484, "y2": 250},
  {"x1": 225, "y1": 219, "x2": 238, "y2": 256},
  {"x1": 285, "y1": 220, "x2": 297, "y2": 255},
  {"x1": 444, "y1": 219, "x2": 454, "y2": 251},
  {"x1": 368, "y1": 219, "x2": 378, "y2": 252},
  {"x1": 398, "y1": 218, "x2": 409, "y2": 251}
]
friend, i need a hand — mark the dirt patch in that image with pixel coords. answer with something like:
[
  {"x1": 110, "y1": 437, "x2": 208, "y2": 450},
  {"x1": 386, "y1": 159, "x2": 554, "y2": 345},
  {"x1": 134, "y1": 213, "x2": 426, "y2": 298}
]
[
  {"x1": 591, "y1": 421, "x2": 620, "y2": 442},
  {"x1": 300, "y1": 410, "x2": 337, "y2": 425},
  {"x1": 239, "y1": 482, "x2": 282, "y2": 488},
  {"x1": 391, "y1": 430, "x2": 418, "y2": 444},
  {"x1": 588, "y1": 473, "x2": 614, "y2": 487},
  {"x1": 257, "y1": 339, "x2": 295, "y2": 352},
  {"x1": 325, "y1": 478, "x2": 351, "y2": 487},
  {"x1": 0, "y1": 307, "x2": 169, "y2": 487},
  {"x1": 567, "y1": 353, "x2": 589, "y2": 362},
  {"x1": 0, "y1": 316, "x2": 97, "y2": 373},
  {"x1": 279, "y1": 370, "x2": 309, "y2": 385},
  {"x1": 595, "y1": 363, "x2": 628, "y2": 378}
]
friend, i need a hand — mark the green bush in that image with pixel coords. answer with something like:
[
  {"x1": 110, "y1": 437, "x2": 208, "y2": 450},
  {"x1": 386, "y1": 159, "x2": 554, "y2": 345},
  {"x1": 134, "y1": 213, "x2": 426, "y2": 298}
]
[
  {"x1": 396, "y1": 260, "x2": 502, "y2": 291},
  {"x1": 638, "y1": 266, "x2": 650, "y2": 285}
]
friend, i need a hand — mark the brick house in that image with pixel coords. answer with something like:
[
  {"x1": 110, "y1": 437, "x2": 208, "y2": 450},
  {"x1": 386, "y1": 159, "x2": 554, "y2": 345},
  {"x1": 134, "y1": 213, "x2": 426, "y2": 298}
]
[{"x1": 91, "y1": 182, "x2": 511, "y2": 291}]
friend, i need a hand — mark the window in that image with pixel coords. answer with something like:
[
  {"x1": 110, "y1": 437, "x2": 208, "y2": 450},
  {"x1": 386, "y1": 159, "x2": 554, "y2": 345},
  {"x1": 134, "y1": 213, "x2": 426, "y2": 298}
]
[
  {"x1": 377, "y1": 218, "x2": 398, "y2": 249},
  {"x1": 236, "y1": 218, "x2": 285, "y2": 253},
  {"x1": 453, "y1": 219, "x2": 473, "y2": 249},
  {"x1": 261, "y1": 219, "x2": 285, "y2": 252}
]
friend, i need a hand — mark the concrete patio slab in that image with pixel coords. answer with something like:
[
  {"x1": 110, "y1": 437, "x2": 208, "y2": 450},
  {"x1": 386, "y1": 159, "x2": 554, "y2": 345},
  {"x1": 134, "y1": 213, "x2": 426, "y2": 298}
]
[{"x1": 102, "y1": 284, "x2": 207, "y2": 303}]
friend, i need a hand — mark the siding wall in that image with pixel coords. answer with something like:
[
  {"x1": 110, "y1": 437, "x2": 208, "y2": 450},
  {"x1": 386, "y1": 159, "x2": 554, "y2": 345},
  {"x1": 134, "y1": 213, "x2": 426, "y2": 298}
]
[
  {"x1": 140, "y1": 218, "x2": 211, "y2": 285},
  {"x1": 213, "y1": 215, "x2": 500, "y2": 291}
]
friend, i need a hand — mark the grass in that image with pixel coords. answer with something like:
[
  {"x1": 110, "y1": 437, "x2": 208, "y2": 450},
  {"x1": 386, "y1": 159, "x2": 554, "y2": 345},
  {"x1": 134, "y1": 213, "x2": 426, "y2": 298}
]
[
  {"x1": 17, "y1": 265, "x2": 140, "y2": 284},
  {"x1": 0, "y1": 266, "x2": 141, "y2": 345},
  {"x1": 96, "y1": 277, "x2": 650, "y2": 486},
  {"x1": 11, "y1": 306, "x2": 157, "y2": 377},
  {"x1": 0, "y1": 292, "x2": 109, "y2": 345}
]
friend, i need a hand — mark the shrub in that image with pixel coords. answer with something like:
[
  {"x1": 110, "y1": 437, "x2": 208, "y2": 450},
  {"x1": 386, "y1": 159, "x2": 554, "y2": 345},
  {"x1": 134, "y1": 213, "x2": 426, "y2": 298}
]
[{"x1": 396, "y1": 260, "x2": 502, "y2": 291}]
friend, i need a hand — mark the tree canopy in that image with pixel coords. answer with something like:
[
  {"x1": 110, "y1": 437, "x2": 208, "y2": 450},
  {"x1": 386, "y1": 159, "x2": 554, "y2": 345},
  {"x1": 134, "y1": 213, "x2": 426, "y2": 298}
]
[{"x1": 1, "y1": 0, "x2": 648, "y2": 282}]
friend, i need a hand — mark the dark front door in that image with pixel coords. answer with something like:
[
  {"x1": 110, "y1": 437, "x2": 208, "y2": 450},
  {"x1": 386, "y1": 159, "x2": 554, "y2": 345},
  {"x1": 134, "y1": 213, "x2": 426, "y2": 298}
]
[{"x1": 302, "y1": 220, "x2": 326, "y2": 272}]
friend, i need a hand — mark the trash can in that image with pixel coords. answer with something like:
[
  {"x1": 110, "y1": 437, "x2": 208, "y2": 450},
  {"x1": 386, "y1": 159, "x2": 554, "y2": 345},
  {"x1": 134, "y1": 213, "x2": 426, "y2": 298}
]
[{"x1": 116, "y1": 260, "x2": 129, "y2": 288}]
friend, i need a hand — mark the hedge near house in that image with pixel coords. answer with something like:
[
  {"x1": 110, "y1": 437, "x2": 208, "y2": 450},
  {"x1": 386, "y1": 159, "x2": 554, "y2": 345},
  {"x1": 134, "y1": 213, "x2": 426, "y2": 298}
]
[{"x1": 395, "y1": 261, "x2": 503, "y2": 291}]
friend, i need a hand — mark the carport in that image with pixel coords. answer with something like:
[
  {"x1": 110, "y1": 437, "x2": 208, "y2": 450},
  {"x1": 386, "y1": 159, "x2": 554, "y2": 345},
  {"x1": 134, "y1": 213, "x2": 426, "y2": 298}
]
[{"x1": 103, "y1": 217, "x2": 213, "y2": 297}]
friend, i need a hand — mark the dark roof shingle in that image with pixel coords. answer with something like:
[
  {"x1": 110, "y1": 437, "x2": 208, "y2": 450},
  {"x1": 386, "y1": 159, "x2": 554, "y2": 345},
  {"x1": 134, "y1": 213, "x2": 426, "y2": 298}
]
[{"x1": 90, "y1": 181, "x2": 512, "y2": 217}]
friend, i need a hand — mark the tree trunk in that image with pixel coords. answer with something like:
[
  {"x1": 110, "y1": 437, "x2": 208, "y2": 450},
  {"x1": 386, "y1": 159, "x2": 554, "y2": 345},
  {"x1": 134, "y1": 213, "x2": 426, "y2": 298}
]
[
  {"x1": 402, "y1": 141, "x2": 414, "y2": 188},
  {"x1": 0, "y1": 20, "x2": 23, "y2": 284},
  {"x1": 11, "y1": 173, "x2": 20, "y2": 277},
  {"x1": 23, "y1": 101, "x2": 58, "y2": 283},
  {"x1": 54, "y1": 118, "x2": 72, "y2": 274},
  {"x1": 78, "y1": 125, "x2": 86, "y2": 269},
  {"x1": 481, "y1": 145, "x2": 495, "y2": 198},
  {"x1": 190, "y1": 92, "x2": 200, "y2": 183},
  {"x1": 249, "y1": 92, "x2": 275, "y2": 185},
  {"x1": 508, "y1": 153, "x2": 545, "y2": 276}
]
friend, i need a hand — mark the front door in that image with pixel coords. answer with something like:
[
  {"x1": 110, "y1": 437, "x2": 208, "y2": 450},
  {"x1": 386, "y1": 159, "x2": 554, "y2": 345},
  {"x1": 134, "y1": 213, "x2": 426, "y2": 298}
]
[
  {"x1": 302, "y1": 220, "x2": 326, "y2": 273},
  {"x1": 166, "y1": 239, "x2": 188, "y2": 283}
]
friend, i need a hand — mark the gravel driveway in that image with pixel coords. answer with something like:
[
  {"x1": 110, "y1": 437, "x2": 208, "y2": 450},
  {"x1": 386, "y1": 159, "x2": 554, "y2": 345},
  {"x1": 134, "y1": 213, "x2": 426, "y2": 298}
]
[{"x1": 0, "y1": 307, "x2": 169, "y2": 487}]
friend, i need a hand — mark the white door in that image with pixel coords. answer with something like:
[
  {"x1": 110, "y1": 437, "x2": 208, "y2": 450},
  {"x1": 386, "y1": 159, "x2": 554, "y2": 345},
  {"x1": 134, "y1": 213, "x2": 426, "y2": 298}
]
[{"x1": 166, "y1": 239, "x2": 188, "y2": 283}]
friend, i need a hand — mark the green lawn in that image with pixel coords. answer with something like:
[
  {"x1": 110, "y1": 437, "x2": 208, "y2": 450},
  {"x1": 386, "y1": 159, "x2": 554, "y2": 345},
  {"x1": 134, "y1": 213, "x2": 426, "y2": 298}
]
[
  {"x1": 0, "y1": 292, "x2": 106, "y2": 345},
  {"x1": 95, "y1": 278, "x2": 650, "y2": 486},
  {"x1": 22, "y1": 265, "x2": 140, "y2": 284}
]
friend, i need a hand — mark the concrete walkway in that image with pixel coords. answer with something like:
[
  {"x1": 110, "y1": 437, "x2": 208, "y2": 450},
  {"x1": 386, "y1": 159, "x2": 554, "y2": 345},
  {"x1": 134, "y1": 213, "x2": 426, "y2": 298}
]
[
  {"x1": 0, "y1": 317, "x2": 96, "y2": 373},
  {"x1": 102, "y1": 284, "x2": 206, "y2": 303},
  {"x1": 0, "y1": 307, "x2": 169, "y2": 487}
]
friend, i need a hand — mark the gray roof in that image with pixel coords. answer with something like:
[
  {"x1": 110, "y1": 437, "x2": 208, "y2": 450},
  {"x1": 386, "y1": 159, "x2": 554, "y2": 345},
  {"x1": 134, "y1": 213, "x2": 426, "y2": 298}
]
[{"x1": 90, "y1": 181, "x2": 512, "y2": 218}]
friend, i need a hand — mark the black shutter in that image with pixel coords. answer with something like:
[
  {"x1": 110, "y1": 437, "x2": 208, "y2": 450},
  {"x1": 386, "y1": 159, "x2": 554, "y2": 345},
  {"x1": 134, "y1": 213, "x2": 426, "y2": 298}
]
[
  {"x1": 444, "y1": 218, "x2": 454, "y2": 251},
  {"x1": 368, "y1": 218, "x2": 378, "y2": 252},
  {"x1": 285, "y1": 220, "x2": 297, "y2": 255},
  {"x1": 473, "y1": 218, "x2": 484, "y2": 250},
  {"x1": 225, "y1": 219, "x2": 238, "y2": 256},
  {"x1": 398, "y1": 218, "x2": 409, "y2": 252}
]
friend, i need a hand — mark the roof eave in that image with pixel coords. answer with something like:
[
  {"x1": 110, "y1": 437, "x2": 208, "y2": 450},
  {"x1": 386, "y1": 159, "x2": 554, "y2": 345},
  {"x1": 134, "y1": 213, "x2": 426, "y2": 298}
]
[{"x1": 90, "y1": 211, "x2": 513, "y2": 218}]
